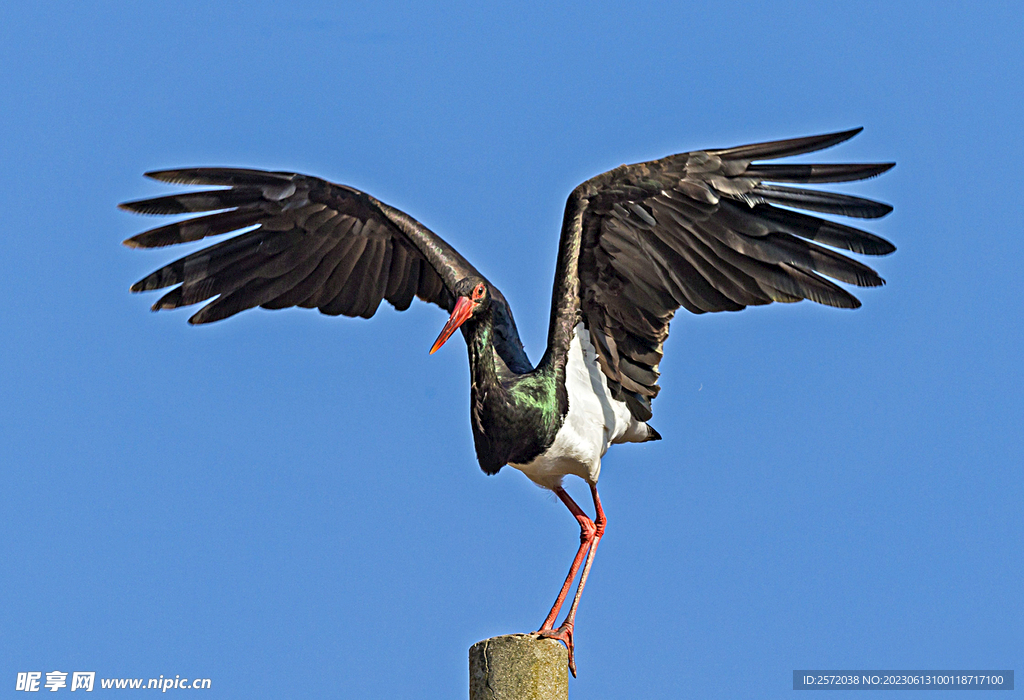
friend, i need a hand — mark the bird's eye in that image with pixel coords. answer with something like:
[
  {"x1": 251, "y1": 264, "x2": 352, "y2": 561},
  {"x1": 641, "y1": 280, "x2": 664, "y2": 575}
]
[{"x1": 473, "y1": 283, "x2": 485, "y2": 300}]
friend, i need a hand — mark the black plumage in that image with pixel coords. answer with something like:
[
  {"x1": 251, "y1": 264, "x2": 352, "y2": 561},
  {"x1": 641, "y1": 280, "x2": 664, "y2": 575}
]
[
  {"x1": 551, "y1": 128, "x2": 895, "y2": 420},
  {"x1": 123, "y1": 130, "x2": 893, "y2": 403},
  {"x1": 122, "y1": 128, "x2": 896, "y2": 675}
]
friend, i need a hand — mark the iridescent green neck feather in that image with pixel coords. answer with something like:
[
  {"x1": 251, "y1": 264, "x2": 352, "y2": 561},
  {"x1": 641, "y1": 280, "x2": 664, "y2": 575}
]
[{"x1": 464, "y1": 308, "x2": 567, "y2": 475}]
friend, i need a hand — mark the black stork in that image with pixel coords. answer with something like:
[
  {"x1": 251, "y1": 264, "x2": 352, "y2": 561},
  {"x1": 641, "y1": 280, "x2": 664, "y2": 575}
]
[{"x1": 121, "y1": 128, "x2": 895, "y2": 675}]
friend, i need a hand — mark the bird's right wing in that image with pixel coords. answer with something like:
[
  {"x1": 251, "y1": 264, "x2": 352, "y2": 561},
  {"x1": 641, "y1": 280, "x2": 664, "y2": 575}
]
[
  {"x1": 123, "y1": 169, "x2": 469, "y2": 321},
  {"x1": 121, "y1": 168, "x2": 530, "y2": 369}
]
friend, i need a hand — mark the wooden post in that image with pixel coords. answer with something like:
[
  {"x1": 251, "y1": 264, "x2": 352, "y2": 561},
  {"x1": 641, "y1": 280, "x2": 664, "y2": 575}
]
[{"x1": 469, "y1": 634, "x2": 568, "y2": 700}]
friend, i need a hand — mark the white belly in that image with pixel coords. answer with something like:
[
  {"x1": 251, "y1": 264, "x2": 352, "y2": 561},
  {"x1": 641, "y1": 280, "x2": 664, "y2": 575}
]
[{"x1": 510, "y1": 323, "x2": 650, "y2": 490}]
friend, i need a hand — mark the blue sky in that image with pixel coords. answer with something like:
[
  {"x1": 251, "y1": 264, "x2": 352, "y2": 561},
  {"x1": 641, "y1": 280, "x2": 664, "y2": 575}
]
[{"x1": 1, "y1": 1, "x2": 1021, "y2": 698}]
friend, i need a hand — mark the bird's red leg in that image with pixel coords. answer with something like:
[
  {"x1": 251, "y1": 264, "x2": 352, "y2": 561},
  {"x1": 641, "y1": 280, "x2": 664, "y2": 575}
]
[
  {"x1": 537, "y1": 486, "x2": 597, "y2": 632},
  {"x1": 536, "y1": 484, "x2": 606, "y2": 677}
]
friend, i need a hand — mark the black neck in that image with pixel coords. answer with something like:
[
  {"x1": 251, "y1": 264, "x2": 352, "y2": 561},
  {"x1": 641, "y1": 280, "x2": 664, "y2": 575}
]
[{"x1": 463, "y1": 307, "x2": 567, "y2": 475}]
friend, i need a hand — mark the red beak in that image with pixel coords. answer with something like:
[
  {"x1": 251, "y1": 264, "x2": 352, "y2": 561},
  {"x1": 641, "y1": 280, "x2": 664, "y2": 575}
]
[{"x1": 429, "y1": 296, "x2": 474, "y2": 355}]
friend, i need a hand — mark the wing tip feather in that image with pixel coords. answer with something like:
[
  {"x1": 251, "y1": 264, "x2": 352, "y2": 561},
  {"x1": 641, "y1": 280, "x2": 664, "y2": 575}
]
[
  {"x1": 145, "y1": 169, "x2": 188, "y2": 184},
  {"x1": 709, "y1": 126, "x2": 868, "y2": 161}
]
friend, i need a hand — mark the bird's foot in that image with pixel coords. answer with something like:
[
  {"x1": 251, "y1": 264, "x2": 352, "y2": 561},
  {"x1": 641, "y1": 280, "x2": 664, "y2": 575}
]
[{"x1": 535, "y1": 621, "x2": 577, "y2": 677}]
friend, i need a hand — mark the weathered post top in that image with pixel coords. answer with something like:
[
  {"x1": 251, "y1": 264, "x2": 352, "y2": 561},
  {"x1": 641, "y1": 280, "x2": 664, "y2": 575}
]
[{"x1": 469, "y1": 634, "x2": 568, "y2": 700}]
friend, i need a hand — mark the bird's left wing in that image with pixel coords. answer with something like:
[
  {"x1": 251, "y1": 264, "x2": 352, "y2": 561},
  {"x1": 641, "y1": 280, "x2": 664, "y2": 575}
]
[
  {"x1": 548, "y1": 128, "x2": 896, "y2": 422},
  {"x1": 120, "y1": 168, "x2": 528, "y2": 371}
]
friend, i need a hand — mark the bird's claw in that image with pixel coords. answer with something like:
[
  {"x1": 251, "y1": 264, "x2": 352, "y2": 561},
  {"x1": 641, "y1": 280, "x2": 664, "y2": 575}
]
[{"x1": 535, "y1": 622, "x2": 577, "y2": 677}]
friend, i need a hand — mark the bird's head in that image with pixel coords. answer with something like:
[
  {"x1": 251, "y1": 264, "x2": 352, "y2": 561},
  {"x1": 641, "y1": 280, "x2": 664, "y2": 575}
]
[{"x1": 429, "y1": 277, "x2": 491, "y2": 355}]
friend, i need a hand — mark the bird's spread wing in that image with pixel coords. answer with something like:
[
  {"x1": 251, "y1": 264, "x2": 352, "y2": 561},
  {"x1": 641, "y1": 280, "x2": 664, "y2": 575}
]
[
  {"x1": 121, "y1": 168, "x2": 530, "y2": 369},
  {"x1": 550, "y1": 128, "x2": 895, "y2": 422}
]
